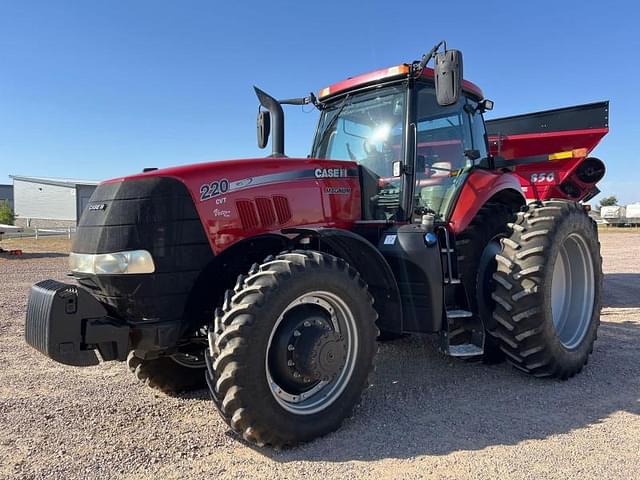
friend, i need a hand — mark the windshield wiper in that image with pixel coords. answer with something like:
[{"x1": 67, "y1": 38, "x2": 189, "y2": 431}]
[{"x1": 314, "y1": 95, "x2": 351, "y2": 155}]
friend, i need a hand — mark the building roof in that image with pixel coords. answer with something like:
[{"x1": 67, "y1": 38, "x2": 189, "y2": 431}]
[{"x1": 10, "y1": 175, "x2": 100, "y2": 188}]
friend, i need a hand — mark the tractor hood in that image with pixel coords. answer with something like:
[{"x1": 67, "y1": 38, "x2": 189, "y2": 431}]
[
  {"x1": 95, "y1": 157, "x2": 363, "y2": 254},
  {"x1": 104, "y1": 157, "x2": 358, "y2": 189}
]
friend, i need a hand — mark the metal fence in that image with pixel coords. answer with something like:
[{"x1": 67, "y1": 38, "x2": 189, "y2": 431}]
[{"x1": 1, "y1": 227, "x2": 76, "y2": 240}]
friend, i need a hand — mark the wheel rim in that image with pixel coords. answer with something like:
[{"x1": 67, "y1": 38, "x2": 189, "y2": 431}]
[
  {"x1": 265, "y1": 291, "x2": 358, "y2": 415},
  {"x1": 551, "y1": 233, "x2": 595, "y2": 349},
  {"x1": 170, "y1": 352, "x2": 205, "y2": 368},
  {"x1": 170, "y1": 329, "x2": 207, "y2": 368}
]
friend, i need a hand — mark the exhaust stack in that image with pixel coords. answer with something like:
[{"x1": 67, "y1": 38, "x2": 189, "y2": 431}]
[{"x1": 254, "y1": 86, "x2": 285, "y2": 157}]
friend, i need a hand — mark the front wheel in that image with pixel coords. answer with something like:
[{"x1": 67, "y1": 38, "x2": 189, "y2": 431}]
[
  {"x1": 206, "y1": 251, "x2": 378, "y2": 448},
  {"x1": 490, "y1": 200, "x2": 602, "y2": 379}
]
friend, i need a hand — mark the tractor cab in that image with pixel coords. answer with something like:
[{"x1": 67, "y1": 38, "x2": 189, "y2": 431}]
[
  {"x1": 310, "y1": 74, "x2": 490, "y2": 224},
  {"x1": 255, "y1": 44, "x2": 492, "y2": 227}
]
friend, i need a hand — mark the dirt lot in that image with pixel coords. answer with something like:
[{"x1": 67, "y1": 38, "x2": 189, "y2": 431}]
[{"x1": 1, "y1": 234, "x2": 639, "y2": 479}]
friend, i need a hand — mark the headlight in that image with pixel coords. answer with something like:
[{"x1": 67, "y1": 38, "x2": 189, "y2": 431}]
[{"x1": 69, "y1": 250, "x2": 155, "y2": 275}]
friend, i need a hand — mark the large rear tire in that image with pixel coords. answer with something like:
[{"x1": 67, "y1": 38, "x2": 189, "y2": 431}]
[
  {"x1": 490, "y1": 200, "x2": 602, "y2": 379},
  {"x1": 205, "y1": 251, "x2": 378, "y2": 448},
  {"x1": 455, "y1": 202, "x2": 516, "y2": 362}
]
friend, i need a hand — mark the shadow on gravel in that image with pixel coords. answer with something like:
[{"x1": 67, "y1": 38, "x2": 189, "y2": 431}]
[
  {"x1": 603, "y1": 273, "x2": 640, "y2": 307},
  {"x1": 0, "y1": 252, "x2": 68, "y2": 260},
  {"x1": 255, "y1": 318, "x2": 640, "y2": 462}
]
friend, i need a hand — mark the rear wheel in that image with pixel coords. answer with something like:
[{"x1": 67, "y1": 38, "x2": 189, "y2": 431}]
[
  {"x1": 455, "y1": 202, "x2": 516, "y2": 362},
  {"x1": 490, "y1": 200, "x2": 602, "y2": 378},
  {"x1": 205, "y1": 251, "x2": 377, "y2": 448}
]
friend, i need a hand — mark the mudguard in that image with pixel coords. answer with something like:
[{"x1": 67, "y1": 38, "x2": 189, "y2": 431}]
[
  {"x1": 448, "y1": 170, "x2": 525, "y2": 234},
  {"x1": 284, "y1": 227, "x2": 403, "y2": 334}
]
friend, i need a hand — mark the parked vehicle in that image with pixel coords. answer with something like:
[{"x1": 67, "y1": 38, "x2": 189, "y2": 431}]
[
  {"x1": 625, "y1": 203, "x2": 640, "y2": 226},
  {"x1": 601, "y1": 205, "x2": 626, "y2": 225},
  {"x1": 25, "y1": 43, "x2": 608, "y2": 447}
]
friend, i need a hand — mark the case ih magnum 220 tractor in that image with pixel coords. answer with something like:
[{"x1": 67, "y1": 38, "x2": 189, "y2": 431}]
[{"x1": 26, "y1": 43, "x2": 608, "y2": 447}]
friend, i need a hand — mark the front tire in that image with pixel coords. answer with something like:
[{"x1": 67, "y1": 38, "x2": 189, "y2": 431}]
[
  {"x1": 205, "y1": 251, "x2": 378, "y2": 448},
  {"x1": 127, "y1": 348, "x2": 207, "y2": 394},
  {"x1": 490, "y1": 200, "x2": 602, "y2": 379}
]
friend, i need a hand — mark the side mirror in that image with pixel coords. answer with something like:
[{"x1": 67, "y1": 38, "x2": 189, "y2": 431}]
[
  {"x1": 257, "y1": 110, "x2": 271, "y2": 149},
  {"x1": 434, "y1": 49, "x2": 463, "y2": 106},
  {"x1": 464, "y1": 149, "x2": 481, "y2": 161}
]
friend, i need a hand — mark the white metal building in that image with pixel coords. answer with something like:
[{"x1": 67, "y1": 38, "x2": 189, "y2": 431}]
[{"x1": 10, "y1": 175, "x2": 100, "y2": 228}]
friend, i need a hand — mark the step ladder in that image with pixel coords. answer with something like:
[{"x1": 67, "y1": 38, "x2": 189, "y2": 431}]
[{"x1": 438, "y1": 227, "x2": 484, "y2": 358}]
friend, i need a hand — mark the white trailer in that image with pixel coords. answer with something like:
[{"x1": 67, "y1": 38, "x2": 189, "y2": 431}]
[
  {"x1": 625, "y1": 204, "x2": 640, "y2": 226},
  {"x1": 600, "y1": 205, "x2": 627, "y2": 225}
]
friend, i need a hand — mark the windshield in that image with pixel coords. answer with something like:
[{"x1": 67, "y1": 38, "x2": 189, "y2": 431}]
[
  {"x1": 311, "y1": 86, "x2": 406, "y2": 220},
  {"x1": 312, "y1": 85, "x2": 406, "y2": 172}
]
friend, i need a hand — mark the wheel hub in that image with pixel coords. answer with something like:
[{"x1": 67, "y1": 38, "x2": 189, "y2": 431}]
[
  {"x1": 265, "y1": 291, "x2": 359, "y2": 415},
  {"x1": 293, "y1": 326, "x2": 347, "y2": 382}
]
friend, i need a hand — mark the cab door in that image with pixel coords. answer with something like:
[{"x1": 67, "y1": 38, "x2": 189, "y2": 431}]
[{"x1": 411, "y1": 85, "x2": 477, "y2": 223}]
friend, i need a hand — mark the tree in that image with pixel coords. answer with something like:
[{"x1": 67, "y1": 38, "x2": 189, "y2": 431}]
[
  {"x1": 0, "y1": 200, "x2": 14, "y2": 225},
  {"x1": 599, "y1": 196, "x2": 618, "y2": 207}
]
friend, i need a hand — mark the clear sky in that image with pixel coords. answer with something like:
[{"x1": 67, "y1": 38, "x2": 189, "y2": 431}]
[{"x1": 1, "y1": 0, "x2": 638, "y2": 203}]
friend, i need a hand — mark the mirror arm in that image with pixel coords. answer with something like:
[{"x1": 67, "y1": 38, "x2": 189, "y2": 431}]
[
  {"x1": 279, "y1": 93, "x2": 320, "y2": 109},
  {"x1": 413, "y1": 40, "x2": 446, "y2": 77}
]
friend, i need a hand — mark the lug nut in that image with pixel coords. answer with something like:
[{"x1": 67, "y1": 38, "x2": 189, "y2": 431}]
[
  {"x1": 287, "y1": 344, "x2": 295, "y2": 351},
  {"x1": 287, "y1": 360, "x2": 295, "y2": 367},
  {"x1": 293, "y1": 330, "x2": 301, "y2": 337},
  {"x1": 303, "y1": 320, "x2": 311, "y2": 327}
]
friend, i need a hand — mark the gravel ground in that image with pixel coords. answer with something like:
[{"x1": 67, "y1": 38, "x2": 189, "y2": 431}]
[{"x1": 1, "y1": 233, "x2": 639, "y2": 479}]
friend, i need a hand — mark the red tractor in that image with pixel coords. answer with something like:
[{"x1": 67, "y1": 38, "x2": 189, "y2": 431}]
[{"x1": 25, "y1": 43, "x2": 608, "y2": 447}]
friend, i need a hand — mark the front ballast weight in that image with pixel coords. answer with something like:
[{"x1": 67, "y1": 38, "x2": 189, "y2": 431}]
[{"x1": 25, "y1": 280, "x2": 129, "y2": 366}]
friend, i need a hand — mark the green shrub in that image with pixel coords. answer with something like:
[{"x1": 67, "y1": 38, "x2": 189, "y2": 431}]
[{"x1": 0, "y1": 200, "x2": 15, "y2": 225}]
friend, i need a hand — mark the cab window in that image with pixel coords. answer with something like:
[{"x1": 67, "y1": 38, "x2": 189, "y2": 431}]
[{"x1": 412, "y1": 86, "x2": 474, "y2": 221}]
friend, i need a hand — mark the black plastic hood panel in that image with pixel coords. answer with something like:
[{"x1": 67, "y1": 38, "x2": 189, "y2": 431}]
[{"x1": 73, "y1": 177, "x2": 214, "y2": 325}]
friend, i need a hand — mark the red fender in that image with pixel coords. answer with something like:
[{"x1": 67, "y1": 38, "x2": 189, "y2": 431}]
[{"x1": 448, "y1": 170, "x2": 525, "y2": 234}]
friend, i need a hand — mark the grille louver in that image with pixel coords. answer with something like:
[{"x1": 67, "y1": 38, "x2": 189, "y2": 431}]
[
  {"x1": 236, "y1": 196, "x2": 291, "y2": 230},
  {"x1": 236, "y1": 200, "x2": 259, "y2": 230},
  {"x1": 255, "y1": 197, "x2": 277, "y2": 227},
  {"x1": 273, "y1": 195, "x2": 292, "y2": 224}
]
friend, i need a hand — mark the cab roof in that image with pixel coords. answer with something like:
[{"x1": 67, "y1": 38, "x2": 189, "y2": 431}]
[{"x1": 318, "y1": 64, "x2": 484, "y2": 102}]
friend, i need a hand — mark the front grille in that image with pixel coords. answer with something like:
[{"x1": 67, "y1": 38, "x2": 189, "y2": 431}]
[{"x1": 73, "y1": 176, "x2": 214, "y2": 324}]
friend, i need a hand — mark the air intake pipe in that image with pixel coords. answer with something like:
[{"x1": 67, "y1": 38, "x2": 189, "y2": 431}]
[{"x1": 254, "y1": 86, "x2": 285, "y2": 157}]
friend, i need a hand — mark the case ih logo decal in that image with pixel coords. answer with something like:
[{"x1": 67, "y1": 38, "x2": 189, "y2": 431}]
[
  {"x1": 314, "y1": 168, "x2": 348, "y2": 179},
  {"x1": 199, "y1": 168, "x2": 357, "y2": 202}
]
